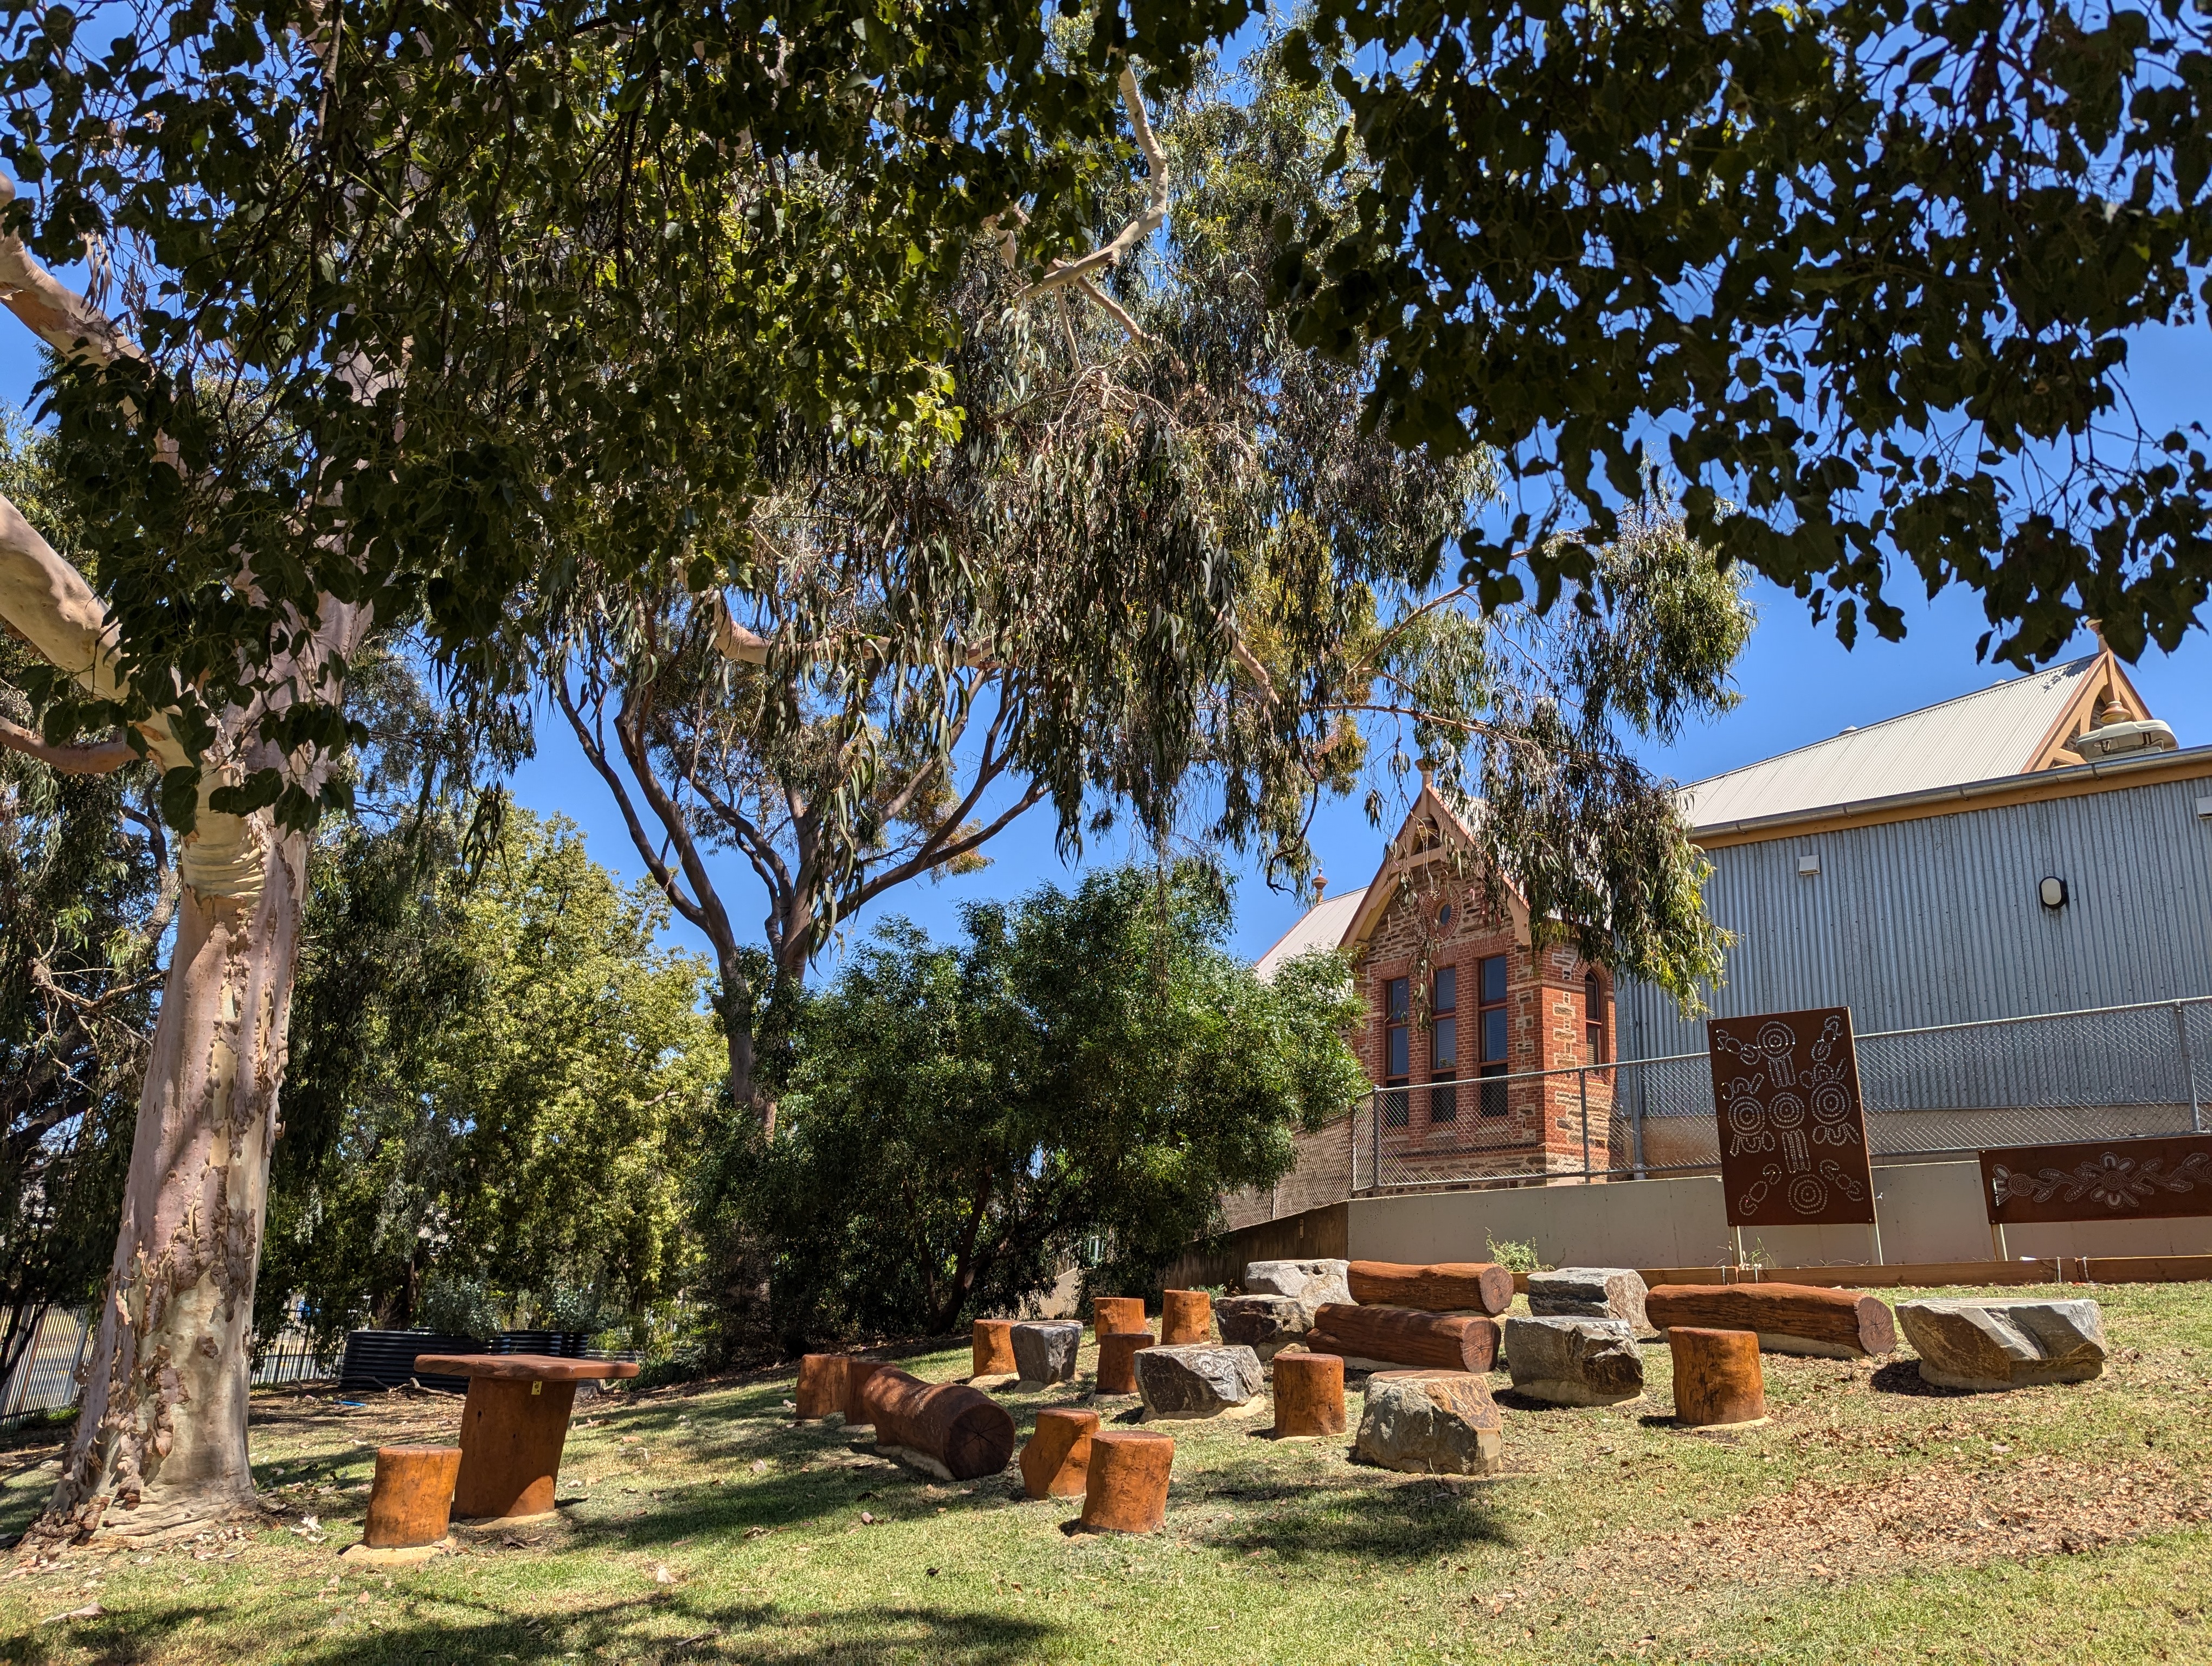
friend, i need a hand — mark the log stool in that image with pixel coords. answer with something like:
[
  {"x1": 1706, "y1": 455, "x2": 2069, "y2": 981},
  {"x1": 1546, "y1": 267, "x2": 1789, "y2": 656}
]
[
  {"x1": 1095, "y1": 1329, "x2": 1154, "y2": 1395},
  {"x1": 1271, "y1": 1353, "x2": 1346, "y2": 1438},
  {"x1": 1669, "y1": 1327, "x2": 1767, "y2": 1428},
  {"x1": 795, "y1": 1354, "x2": 846, "y2": 1420},
  {"x1": 1094, "y1": 1296, "x2": 1146, "y2": 1336},
  {"x1": 1160, "y1": 1289, "x2": 1212, "y2": 1346},
  {"x1": 1077, "y1": 1429, "x2": 1174, "y2": 1534},
  {"x1": 360, "y1": 1445, "x2": 461, "y2": 1550},
  {"x1": 844, "y1": 1360, "x2": 890, "y2": 1428},
  {"x1": 972, "y1": 1319, "x2": 1018, "y2": 1380},
  {"x1": 1019, "y1": 1407, "x2": 1099, "y2": 1499}
]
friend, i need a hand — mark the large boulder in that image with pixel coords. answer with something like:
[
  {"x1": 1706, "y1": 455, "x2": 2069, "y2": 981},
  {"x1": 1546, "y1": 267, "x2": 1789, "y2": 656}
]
[
  {"x1": 1354, "y1": 1370, "x2": 1506, "y2": 1475},
  {"x1": 1502, "y1": 1316, "x2": 1644, "y2": 1406},
  {"x1": 1216, "y1": 1295, "x2": 1311, "y2": 1361},
  {"x1": 1527, "y1": 1267, "x2": 1649, "y2": 1332},
  {"x1": 1133, "y1": 1344, "x2": 1264, "y2": 1419},
  {"x1": 1010, "y1": 1321, "x2": 1083, "y2": 1388},
  {"x1": 1897, "y1": 1299, "x2": 2107, "y2": 1392},
  {"x1": 1243, "y1": 1258, "x2": 1352, "y2": 1311}
]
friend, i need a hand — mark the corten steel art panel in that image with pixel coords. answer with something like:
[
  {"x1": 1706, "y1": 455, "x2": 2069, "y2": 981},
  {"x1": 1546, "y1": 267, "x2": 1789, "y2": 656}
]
[
  {"x1": 1707, "y1": 1008, "x2": 1876, "y2": 1228},
  {"x1": 1979, "y1": 1133, "x2": 2212, "y2": 1225}
]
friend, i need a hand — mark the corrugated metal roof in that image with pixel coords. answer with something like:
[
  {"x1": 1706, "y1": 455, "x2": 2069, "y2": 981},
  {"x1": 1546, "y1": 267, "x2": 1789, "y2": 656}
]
[
  {"x1": 1678, "y1": 655, "x2": 2103, "y2": 830},
  {"x1": 1254, "y1": 886, "x2": 1368, "y2": 978}
]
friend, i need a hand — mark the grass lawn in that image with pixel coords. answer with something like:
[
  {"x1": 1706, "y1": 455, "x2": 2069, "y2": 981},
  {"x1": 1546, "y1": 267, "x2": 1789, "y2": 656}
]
[{"x1": 2, "y1": 1280, "x2": 2209, "y2": 1665}]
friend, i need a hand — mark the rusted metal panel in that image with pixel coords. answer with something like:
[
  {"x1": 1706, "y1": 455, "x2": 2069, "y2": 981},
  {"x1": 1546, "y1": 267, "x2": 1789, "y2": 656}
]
[
  {"x1": 1980, "y1": 1133, "x2": 2212, "y2": 1224},
  {"x1": 1707, "y1": 1007, "x2": 1877, "y2": 1226}
]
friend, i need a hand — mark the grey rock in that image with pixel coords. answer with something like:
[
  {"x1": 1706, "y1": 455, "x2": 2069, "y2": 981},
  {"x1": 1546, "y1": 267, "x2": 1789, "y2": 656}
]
[
  {"x1": 1502, "y1": 1316, "x2": 1644, "y2": 1406},
  {"x1": 1009, "y1": 1321, "x2": 1083, "y2": 1387},
  {"x1": 1133, "y1": 1344, "x2": 1264, "y2": 1419},
  {"x1": 1897, "y1": 1299, "x2": 2107, "y2": 1392},
  {"x1": 1216, "y1": 1295, "x2": 1313, "y2": 1361},
  {"x1": 1526, "y1": 1267, "x2": 1649, "y2": 1332},
  {"x1": 1243, "y1": 1258, "x2": 1352, "y2": 1311},
  {"x1": 1353, "y1": 1371, "x2": 1506, "y2": 1475}
]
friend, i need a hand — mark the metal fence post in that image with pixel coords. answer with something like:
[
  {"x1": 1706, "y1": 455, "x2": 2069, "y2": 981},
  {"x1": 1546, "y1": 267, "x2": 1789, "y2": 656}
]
[
  {"x1": 1578, "y1": 1067, "x2": 1592, "y2": 1181},
  {"x1": 1631, "y1": 1064, "x2": 1647, "y2": 1179},
  {"x1": 2177, "y1": 1001, "x2": 2204, "y2": 1133}
]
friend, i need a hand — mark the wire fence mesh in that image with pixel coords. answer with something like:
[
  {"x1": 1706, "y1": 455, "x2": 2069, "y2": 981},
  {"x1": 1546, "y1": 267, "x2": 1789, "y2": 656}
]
[{"x1": 1352, "y1": 994, "x2": 2211, "y2": 1194}]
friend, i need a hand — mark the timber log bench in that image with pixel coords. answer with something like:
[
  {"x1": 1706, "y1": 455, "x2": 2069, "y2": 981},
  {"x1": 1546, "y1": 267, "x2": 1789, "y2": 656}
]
[{"x1": 415, "y1": 1352, "x2": 641, "y2": 1521}]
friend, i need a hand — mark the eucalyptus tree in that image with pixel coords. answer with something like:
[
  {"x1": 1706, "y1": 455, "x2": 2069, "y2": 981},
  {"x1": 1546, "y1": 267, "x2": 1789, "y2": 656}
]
[{"x1": 555, "y1": 47, "x2": 1752, "y2": 1120}]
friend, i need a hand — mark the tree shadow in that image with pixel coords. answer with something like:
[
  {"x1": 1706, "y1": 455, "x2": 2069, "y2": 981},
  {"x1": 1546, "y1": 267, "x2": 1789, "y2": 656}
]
[
  {"x1": 5, "y1": 1600, "x2": 227, "y2": 1665},
  {"x1": 265, "y1": 1590, "x2": 1063, "y2": 1665},
  {"x1": 1166, "y1": 1468, "x2": 1519, "y2": 1564}
]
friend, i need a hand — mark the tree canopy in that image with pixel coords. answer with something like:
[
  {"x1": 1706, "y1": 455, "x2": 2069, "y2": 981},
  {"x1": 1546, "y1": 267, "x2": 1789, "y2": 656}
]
[{"x1": 717, "y1": 863, "x2": 1366, "y2": 1344}]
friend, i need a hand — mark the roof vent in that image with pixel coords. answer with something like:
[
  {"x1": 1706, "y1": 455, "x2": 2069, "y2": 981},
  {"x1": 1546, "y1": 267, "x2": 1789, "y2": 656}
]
[{"x1": 2072, "y1": 717, "x2": 2178, "y2": 762}]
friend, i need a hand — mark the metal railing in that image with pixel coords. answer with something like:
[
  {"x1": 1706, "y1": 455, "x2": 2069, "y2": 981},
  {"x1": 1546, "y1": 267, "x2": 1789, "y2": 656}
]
[
  {"x1": 1351, "y1": 993, "x2": 2212, "y2": 1194},
  {"x1": 0, "y1": 1314, "x2": 339, "y2": 1427}
]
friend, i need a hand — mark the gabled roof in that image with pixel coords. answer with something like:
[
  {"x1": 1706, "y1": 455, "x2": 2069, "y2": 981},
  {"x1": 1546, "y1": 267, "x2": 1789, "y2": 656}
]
[
  {"x1": 1677, "y1": 650, "x2": 2152, "y2": 832},
  {"x1": 1253, "y1": 885, "x2": 1369, "y2": 979}
]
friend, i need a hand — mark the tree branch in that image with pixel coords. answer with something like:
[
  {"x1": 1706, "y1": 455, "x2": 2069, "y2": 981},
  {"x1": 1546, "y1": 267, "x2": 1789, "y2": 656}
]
[
  {"x1": 556, "y1": 670, "x2": 717, "y2": 940},
  {"x1": 0, "y1": 717, "x2": 136, "y2": 774},
  {"x1": 1017, "y1": 69, "x2": 1169, "y2": 303}
]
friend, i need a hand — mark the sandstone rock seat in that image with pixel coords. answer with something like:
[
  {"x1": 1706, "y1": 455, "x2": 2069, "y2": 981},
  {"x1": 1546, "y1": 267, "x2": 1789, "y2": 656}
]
[
  {"x1": 1216, "y1": 1295, "x2": 1311, "y2": 1360},
  {"x1": 1354, "y1": 1370, "x2": 1505, "y2": 1475},
  {"x1": 1078, "y1": 1430, "x2": 1175, "y2": 1534},
  {"x1": 1527, "y1": 1267, "x2": 1650, "y2": 1332},
  {"x1": 1667, "y1": 1328, "x2": 1766, "y2": 1428},
  {"x1": 1502, "y1": 1316, "x2": 1644, "y2": 1406},
  {"x1": 1348, "y1": 1260, "x2": 1515, "y2": 1316},
  {"x1": 1271, "y1": 1352, "x2": 1346, "y2": 1438},
  {"x1": 1094, "y1": 1296, "x2": 1147, "y2": 1336},
  {"x1": 1306, "y1": 1303, "x2": 1501, "y2": 1373},
  {"x1": 1133, "y1": 1343, "x2": 1264, "y2": 1419},
  {"x1": 1160, "y1": 1289, "x2": 1214, "y2": 1346},
  {"x1": 1644, "y1": 1283, "x2": 1896, "y2": 1358},
  {"x1": 360, "y1": 1445, "x2": 462, "y2": 1552},
  {"x1": 413, "y1": 1353, "x2": 641, "y2": 1522},
  {"x1": 843, "y1": 1360, "x2": 890, "y2": 1428},
  {"x1": 972, "y1": 1320, "x2": 1017, "y2": 1381},
  {"x1": 1020, "y1": 1407, "x2": 1099, "y2": 1499},
  {"x1": 1897, "y1": 1298, "x2": 2108, "y2": 1392},
  {"x1": 857, "y1": 1367, "x2": 1019, "y2": 1481},
  {"x1": 1011, "y1": 1321, "x2": 1083, "y2": 1387},
  {"x1": 1094, "y1": 1329, "x2": 1154, "y2": 1396},
  {"x1": 795, "y1": 1354, "x2": 846, "y2": 1420},
  {"x1": 1243, "y1": 1258, "x2": 1352, "y2": 1311}
]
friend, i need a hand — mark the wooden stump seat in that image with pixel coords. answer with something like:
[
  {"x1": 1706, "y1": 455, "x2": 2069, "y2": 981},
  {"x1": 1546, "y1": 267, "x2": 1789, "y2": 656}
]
[
  {"x1": 1093, "y1": 1296, "x2": 1147, "y2": 1336},
  {"x1": 1019, "y1": 1407, "x2": 1099, "y2": 1499},
  {"x1": 795, "y1": 1354, "x2": 846, "y2": 1420},
  {"x1": 1160, "y1": 1289, "x2": 1213, "y2": 1346},
  {"x1": 1078, "y1": 1429, "x2": 1174, "y2": 1534},
  {"x1": 972, "y1": 1319, "x2": 1017, "y2": 1379},
  {"x1": 362, "y1": 1445, "x2": 462, "y2": 1548},
  {"x1": 843, "y1": 1361, "x2": 890, "y2": 1428},
  {"x1": 1271, "y1": 1353, "x2": 1346, "y2": 1438},
  {"x1": 1095, "y1": 1329, "x2": 1154, "y2": 1395},
  {"x1": 1306, "y1": 1304, "x2": 1500, "y2": 1373},
  {"x1": 1669, "y1": 1327, "x2": 1767, "y2": 1427}
]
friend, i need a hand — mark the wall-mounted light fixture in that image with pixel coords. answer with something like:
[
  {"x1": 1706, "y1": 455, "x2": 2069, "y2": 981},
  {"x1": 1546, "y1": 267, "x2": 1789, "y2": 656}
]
[
  {"x1": 1797, "y1": 854, "x2": 1821, "y2": 877},
  {"x1": 2039, "y1": 875, "x2": 2069, "y2": 911}
]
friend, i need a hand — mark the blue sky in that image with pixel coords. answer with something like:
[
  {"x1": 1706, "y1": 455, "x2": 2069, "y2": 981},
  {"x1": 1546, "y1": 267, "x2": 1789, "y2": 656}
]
[{"x1": 4, "y1": 290, "x2": 2207, "y2": 978}]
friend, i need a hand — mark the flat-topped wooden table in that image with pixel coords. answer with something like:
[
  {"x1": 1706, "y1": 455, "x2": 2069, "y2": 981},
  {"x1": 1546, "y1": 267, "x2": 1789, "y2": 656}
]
[{"x1": 415, "y1": 1353, "x2": 640, "y2": 1521}]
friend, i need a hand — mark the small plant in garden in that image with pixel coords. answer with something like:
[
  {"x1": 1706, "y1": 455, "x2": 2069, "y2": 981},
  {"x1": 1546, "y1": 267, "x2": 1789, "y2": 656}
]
[{"x1": 1485, "y1": 1234, "x2": 1547, "y2": 1274}]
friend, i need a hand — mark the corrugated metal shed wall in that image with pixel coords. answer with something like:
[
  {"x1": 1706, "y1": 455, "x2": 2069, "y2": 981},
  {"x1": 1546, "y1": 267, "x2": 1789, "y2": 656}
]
[{"x1": 1620, "y1": 772, "x2": 2212, "y2": 1060}]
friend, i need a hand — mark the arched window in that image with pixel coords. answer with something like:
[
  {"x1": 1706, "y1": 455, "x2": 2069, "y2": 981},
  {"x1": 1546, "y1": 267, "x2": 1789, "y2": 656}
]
[{"x1": 1584, "y1": 969, "x2": 1608, "y2": 1065}]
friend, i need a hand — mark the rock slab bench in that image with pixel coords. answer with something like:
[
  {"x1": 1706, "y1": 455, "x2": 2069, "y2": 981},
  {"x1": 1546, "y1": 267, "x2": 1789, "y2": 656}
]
[
  {"x1": 1243, "y1": 1258, "x2": 1352, "y2": 1310},
  {"x1": 1502, "y1": 1316, "x2": 1644, "y2": 1405},
  {"x1": 1011, "y1": 1321, "x2": 1082, "y2": 1387},
  {"x1": 1133, "y1": 1344, "x2": 1264, "y2": 1419},
  {"x1": 1527, "y1": 1267, "x2": 1649, "y2": 1331},
  {"x1": 1354, "y1": 1370, "x2": 1505, "y2": 1475},
  {"x1": 1307, "y1": 1303, "x2": 1501, "y2": 1373},
  {"x1": 1216, "y1": 1295, "x2": 1311, "y2": 1360},
  {"x1": 1644, "y1": 1282, "x2": 1896, "y2": 1357},
  {"x1": 1897, "y1": 1298, "x2": 2107, "y2": 1391}
]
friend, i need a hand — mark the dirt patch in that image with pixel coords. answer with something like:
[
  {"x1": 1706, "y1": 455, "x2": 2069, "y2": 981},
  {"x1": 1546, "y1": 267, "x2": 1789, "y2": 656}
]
[{"x1": 1542, "y1": 1458, "x2": 2211, "y2": 1593}]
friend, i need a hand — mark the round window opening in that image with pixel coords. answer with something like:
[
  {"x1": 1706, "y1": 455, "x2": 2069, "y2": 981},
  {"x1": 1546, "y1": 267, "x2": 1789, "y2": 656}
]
[{"x1": 1437, "y1": 904, "x2": 1454, "y2": 928}]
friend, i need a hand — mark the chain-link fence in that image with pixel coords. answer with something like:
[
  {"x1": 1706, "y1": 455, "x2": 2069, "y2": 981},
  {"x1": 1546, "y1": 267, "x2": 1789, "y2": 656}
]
[{"x1": 1351, "y1": 994, "x2": 2212, "y2": 1194}]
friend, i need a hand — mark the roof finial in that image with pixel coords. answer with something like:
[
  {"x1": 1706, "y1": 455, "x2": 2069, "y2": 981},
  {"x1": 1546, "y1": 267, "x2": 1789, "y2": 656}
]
[{"x1": 1311, "y1": 872, "x2": 1327, "y2": 905}]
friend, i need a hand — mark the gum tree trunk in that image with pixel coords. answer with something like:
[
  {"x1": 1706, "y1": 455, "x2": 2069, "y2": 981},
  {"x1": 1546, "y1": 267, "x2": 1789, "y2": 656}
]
[{"x1": 34, "y1": 802, "x2": 305, "y2": 1543}]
